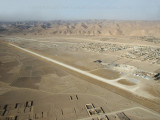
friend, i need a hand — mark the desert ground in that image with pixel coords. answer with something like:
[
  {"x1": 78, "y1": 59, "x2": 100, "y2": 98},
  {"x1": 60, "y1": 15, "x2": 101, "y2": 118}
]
[{"x1": 0, "y1": 21, "x2": 160, "y2": 120}]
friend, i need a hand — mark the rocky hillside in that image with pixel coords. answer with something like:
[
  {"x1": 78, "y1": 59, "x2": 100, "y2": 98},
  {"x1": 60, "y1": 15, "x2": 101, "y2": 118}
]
[{"x1": 0, "y1": 20, "x2": 160, "y2": 37}]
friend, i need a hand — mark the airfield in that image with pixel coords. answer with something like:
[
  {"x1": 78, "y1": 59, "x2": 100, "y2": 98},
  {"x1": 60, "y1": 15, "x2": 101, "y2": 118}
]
[{"x1": 0, "y1": 34, "x2": 160, "y2": 120}]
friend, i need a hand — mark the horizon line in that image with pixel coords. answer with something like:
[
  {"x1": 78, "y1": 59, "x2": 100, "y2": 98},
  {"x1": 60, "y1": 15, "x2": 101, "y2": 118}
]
[{"x1": 0, "y1": 19, "x2": 160, "y2": 23}]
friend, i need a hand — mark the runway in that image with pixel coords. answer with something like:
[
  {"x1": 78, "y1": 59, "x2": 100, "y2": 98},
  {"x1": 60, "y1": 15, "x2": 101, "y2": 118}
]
[{"x1": 9, "y1": 43, "x2": 136, "y2": 93}]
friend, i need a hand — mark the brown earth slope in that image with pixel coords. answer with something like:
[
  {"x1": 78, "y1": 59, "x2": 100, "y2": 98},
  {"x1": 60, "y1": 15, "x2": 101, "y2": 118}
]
[{"x1": 0, "y1": 20, "x2": 160, "y2": 37}]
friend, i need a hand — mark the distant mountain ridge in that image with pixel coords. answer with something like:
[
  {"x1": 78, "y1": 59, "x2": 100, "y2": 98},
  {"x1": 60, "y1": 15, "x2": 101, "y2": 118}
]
[{"x1": 0, "y1": 20, "x2": 160, "y2": 37}]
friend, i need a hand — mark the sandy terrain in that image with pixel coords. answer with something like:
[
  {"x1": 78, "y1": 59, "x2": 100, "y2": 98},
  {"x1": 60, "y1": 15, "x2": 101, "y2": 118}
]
[{"x1": 0, "y1": 21, "x2": 160, "y2": 120}]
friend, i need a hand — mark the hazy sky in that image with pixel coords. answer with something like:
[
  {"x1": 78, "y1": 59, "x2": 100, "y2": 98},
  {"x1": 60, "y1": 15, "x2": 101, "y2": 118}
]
[{"x1": 0, "y1": 0, "x2": 160, "y2": 21}]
